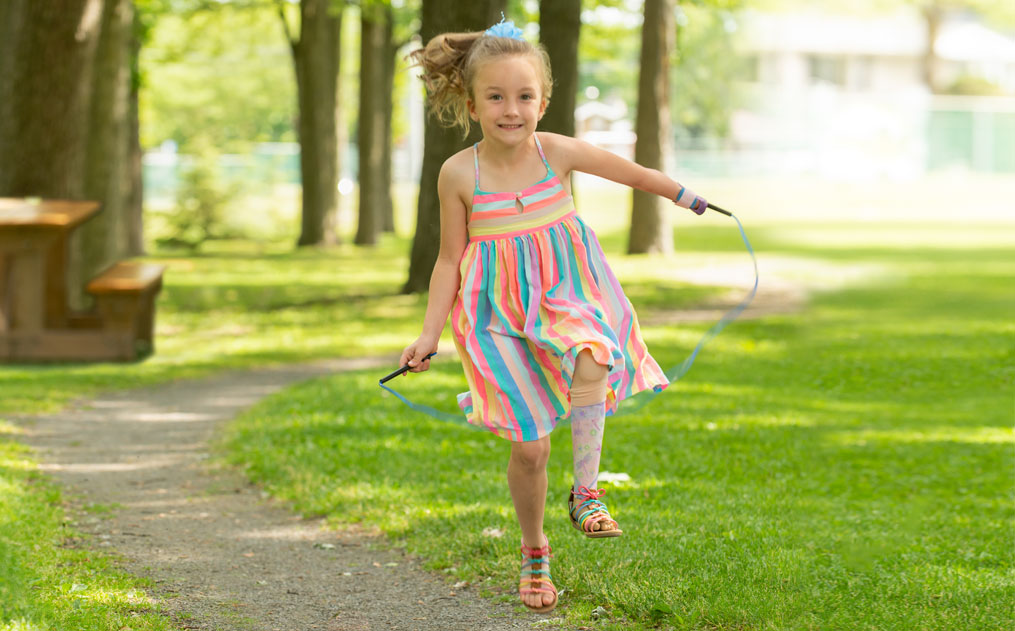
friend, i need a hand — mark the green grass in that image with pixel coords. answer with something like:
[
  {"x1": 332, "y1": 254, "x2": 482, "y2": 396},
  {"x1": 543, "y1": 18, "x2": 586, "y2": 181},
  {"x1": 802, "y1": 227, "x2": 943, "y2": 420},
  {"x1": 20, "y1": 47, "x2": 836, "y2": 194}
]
[
  {"x1": 2, "y1": 177, "x2": 1013, "y2": 629},
  {"x1": 218, "y1": 223, "x2": 1014, "y2": 630},
  {"x1": 0, "y1": 218, "x2": 725, "y2": 629},
  {"x1": 0, "y1": 421, "x2": 174, "y2": 631}
]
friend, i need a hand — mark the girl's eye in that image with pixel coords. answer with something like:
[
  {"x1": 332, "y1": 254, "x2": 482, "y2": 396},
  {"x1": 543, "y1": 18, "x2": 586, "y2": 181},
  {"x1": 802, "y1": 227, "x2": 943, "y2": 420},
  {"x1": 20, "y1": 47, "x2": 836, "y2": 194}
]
[
  {"x1": 521, "y1": 94, "x2": 533, "y2": 100},
  {"x1": 489, "y1": 94, "x2": 502, "y2": 101}
]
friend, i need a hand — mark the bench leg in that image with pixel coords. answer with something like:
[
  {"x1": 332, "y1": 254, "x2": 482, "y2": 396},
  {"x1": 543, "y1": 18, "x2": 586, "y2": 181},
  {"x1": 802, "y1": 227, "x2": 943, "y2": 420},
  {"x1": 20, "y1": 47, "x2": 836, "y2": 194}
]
[{"x1": 92, "y1": 287, "x2": 161, "y2": 360}]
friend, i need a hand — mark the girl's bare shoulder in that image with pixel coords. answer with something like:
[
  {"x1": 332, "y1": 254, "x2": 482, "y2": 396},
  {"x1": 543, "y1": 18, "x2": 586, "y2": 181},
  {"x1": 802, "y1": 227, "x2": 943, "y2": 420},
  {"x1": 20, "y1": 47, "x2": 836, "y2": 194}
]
[
  {"x1": 535, "y1": 132, "x2": 583, "y2": 170},
  {"x1": 439, "y1": 147, "x2": 476, "y2": 195}
]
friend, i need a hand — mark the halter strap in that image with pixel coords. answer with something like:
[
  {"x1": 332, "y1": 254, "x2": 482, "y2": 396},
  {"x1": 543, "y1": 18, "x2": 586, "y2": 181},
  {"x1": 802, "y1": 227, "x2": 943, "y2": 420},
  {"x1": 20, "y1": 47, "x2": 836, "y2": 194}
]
[
  {"x1": 533, "y1": 133, "x2": 550, "y2": 168},
  {"x1": 472, "y1": 142, "x2": 481, "y2": 193},
  {"x1": 473, "y1": 136, "x2": 550, "y2": 194}
]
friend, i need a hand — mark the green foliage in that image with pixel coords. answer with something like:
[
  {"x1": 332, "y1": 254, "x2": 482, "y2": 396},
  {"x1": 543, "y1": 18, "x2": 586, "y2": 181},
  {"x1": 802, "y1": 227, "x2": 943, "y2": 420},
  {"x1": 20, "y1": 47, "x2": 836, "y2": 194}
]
[
  {"x1": 139, "y1": 4, "x2": 296, "y2": 153},
  {"x1": 155, "y1": 151, "x2": 240, "y2": 250},
  {"x1": 577, "y1": 2, "x2": 746, "y2": 141},
  {"x1": 944, "y1": 74, "x2": 1006, "y2": 96},
  {"x1": 672, "y1": 5, "x2": 747, "y2": 141},
  {"x1": 579, "y1": 9, "x2": 641, "y2": 109}
]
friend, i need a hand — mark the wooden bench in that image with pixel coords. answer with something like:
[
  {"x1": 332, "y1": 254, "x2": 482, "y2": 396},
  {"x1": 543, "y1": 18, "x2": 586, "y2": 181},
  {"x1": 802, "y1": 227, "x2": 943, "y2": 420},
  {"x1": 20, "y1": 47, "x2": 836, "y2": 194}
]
[{"x1": 86, "y1": 261, "x2": 166, "y2": 360}]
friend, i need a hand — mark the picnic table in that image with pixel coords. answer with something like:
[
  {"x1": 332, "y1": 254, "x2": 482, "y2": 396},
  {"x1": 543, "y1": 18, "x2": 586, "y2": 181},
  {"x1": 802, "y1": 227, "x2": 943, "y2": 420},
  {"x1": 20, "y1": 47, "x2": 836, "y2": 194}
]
[
  {"x1": 0, "y1": 197, "x2": 164, "y2": 361},
  {"x1": 0, "y1": 198, "x2": 100, "y2": 333}
]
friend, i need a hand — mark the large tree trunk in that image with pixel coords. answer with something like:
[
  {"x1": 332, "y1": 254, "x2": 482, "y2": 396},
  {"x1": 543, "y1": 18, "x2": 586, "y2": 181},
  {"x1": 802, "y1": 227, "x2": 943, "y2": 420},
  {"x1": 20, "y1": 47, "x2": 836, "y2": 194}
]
[
  {"x1": 0, "y1": 0, "x2": 136, "y2": 320},
  {"x1": 71, "y1": 0, "x2": 134, "y2": 310},
  {"x1": 0, "y1": 0, "x2": 101, "y2": 199},
  {"x1": 538, "y1": 0, "x2": 580, "y2": 138},
  {"x1": 403, "y1": 0, "x2": 505, "y2": 294},
  {"x1": 288, "y1": 0, "x2": 342, "y2": 247},
  {"x1": 355, "y1": 5, "x2": 388, "y2": 246},
  {"x1": 628, "y1": 0, "x2": 673, "y2": 255}
]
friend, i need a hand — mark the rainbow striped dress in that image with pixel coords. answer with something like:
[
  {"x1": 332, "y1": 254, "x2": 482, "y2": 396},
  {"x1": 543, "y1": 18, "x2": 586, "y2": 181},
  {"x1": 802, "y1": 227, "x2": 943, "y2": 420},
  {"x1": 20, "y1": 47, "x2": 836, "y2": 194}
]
[{"x1": 451, "y1": 134, "x2": 668, "y2": 442}]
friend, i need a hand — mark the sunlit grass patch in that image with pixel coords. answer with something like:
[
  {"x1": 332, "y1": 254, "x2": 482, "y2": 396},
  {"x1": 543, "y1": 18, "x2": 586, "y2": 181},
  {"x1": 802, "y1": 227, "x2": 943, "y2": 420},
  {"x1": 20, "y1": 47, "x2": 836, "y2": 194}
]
[
  {"x1": 221, "y1": 228, "x2": 1014, "y2": 629},
  {"x1": 0, "y1": 439, "x2": 173, "y2": 630}
]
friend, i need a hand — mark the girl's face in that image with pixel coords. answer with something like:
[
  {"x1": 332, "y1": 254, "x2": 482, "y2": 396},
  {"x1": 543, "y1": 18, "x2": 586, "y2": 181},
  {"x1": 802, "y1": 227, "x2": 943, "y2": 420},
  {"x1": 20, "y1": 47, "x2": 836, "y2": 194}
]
[{"x1": 468, "y1": 55, "x2": 547, "y2": 145}]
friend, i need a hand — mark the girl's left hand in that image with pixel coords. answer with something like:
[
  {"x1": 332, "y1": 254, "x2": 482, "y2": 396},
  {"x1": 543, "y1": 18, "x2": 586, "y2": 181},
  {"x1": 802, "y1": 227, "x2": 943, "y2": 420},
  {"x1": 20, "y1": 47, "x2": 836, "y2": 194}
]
[{"x1": 673, "y1": 186, "x2": 707, "y2": 215}]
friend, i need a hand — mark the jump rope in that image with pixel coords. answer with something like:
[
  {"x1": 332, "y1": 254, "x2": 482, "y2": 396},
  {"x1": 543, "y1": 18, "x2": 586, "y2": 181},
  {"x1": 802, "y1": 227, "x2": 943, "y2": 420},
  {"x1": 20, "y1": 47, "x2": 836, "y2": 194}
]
[{"x1": 379, "y1": 202, "x2": 758, "y2": 426}]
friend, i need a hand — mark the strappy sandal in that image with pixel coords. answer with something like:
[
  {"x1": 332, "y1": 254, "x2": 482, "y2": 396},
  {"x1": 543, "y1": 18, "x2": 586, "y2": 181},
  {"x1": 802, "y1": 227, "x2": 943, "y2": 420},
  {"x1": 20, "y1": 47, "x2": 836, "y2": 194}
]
[
  {"x1": 519, "y1": 537, "x2": 558, "y2": 614},
  {"x1": 568, "y1": 485, "x2": 623, "y2": 538}
]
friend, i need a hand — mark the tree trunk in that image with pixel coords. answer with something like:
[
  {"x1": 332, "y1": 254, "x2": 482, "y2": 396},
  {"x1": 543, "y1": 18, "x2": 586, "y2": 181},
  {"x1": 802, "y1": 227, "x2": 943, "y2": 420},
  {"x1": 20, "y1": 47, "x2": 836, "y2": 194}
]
[
  {"x1": 380, "y1": 9, "x2": 396, "y2": 234},
  {"x1": 538, "y1": 0, "x2": 580, "y2": 138},
  {"x1": 922, "y1": 2, "x2": 942, "y2": 94},
  {"x1": 126, "y1": 8, "x2": 145, "y2": 256},
  {"x1": 355, "y1": 5, "x2": 387, "y2": 245},
  {"x1": 628, "y1": 0, "x2": 673, "y2": 255},
  {"x1": 403, "y1": 0, "x2": 505, "y2": 294},
  {"x1": 71, "y1": 0, "x2": 134, "y2": 310},
  {"x1": 290, "y1": 0, "x2": 342, "y2": 247},
  {"x1": 0, "y1": 0, "x2": 101, "y2": 199}
]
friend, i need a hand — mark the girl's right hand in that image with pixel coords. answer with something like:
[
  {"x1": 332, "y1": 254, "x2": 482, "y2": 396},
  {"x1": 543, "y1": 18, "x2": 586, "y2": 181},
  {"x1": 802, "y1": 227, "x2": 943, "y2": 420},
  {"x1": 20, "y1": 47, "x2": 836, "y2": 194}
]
[{"x1": 399, "y1": 336, "x2": 438, "y2": 373}]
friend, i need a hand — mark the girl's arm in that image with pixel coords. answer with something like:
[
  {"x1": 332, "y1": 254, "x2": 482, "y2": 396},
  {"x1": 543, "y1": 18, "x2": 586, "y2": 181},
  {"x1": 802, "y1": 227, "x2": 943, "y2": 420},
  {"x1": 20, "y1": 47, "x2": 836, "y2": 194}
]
[
  {"x1": 400, "y1": 158, "x2": 470, "y2": 372},
  {"x1": 545, "y1": 133, "x2": 707, "y2": 214}
]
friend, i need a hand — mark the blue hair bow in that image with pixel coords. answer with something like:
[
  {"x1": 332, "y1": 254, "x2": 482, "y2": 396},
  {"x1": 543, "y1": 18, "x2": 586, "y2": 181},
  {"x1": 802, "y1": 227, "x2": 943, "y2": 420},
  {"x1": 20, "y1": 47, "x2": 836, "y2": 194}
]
[{"x1": 485, "y1": 14, "x2": 524, "y2": 40}]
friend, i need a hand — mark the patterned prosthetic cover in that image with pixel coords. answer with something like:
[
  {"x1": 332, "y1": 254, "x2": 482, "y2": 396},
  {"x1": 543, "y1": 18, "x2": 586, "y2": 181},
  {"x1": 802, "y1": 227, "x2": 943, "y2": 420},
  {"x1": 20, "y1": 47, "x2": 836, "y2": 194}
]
[{"x1": 571, "y1": 402, "x2": 606, "y2": 489}]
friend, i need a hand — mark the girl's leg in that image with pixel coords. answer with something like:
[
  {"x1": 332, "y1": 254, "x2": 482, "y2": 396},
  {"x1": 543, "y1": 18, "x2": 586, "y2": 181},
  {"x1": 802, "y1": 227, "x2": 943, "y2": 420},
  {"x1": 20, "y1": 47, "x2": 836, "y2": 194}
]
[
  {"x1": 508, "y1": 436, "x2": 554, "y2": 610},
  {"x1": 508, "y1": 436, "x2": 550, "y2": 545},
  {"x1": 569, "y1": 349, "x2": 619, "y2": 534}
]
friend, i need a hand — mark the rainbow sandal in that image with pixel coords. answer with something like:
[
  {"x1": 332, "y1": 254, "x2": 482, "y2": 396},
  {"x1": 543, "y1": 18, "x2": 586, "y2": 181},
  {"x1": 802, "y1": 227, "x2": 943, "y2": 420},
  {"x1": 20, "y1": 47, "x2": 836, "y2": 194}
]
[
  {"x1": 568, "y1": 485, "x2": 623, "y2": 538},
  {"x1": 519, "y1": 537, "x2": 558, "y2": 614}
]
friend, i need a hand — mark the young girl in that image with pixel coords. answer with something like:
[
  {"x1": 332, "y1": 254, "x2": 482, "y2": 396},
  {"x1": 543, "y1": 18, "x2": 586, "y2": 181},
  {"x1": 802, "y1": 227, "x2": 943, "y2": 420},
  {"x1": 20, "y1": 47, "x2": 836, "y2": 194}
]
[{"x1": 400, "y1": 18, "x2": 707, "y2": 614}]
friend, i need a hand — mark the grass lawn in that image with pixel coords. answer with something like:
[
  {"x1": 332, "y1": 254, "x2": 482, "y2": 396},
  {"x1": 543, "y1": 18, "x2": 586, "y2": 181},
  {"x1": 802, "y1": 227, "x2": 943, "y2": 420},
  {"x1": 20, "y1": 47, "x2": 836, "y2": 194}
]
[
  {"x1": 2, "y1": 174, "x2": 1013, "y2": 629},
  {"x1": 220, "y1": 219, "x2": 1014, "y2": 630}
]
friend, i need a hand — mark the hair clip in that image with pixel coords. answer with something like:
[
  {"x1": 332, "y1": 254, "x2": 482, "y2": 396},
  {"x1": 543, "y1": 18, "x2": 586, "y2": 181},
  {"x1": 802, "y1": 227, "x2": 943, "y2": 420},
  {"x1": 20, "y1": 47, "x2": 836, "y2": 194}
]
[{"x1": 484, "y1": 13, "x2": 525, "y2": 41}]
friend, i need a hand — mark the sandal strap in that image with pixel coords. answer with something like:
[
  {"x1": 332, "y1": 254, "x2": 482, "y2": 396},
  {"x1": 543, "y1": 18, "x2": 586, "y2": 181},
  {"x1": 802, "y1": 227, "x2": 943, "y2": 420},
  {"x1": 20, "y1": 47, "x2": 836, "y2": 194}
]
[
  {"x1": 520, "y1": 542, "x2": 552, "y2": 557},
  {"x1": 519, "y1": 537, "x2": 558, "y2": 603},
  {"x1": 570, "y1": 486, "x2": 620, "y2": 532}
]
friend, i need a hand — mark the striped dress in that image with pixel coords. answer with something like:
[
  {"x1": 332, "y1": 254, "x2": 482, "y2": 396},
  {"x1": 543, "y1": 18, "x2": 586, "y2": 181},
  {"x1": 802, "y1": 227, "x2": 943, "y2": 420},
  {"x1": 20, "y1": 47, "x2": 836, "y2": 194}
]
[{"x1": 451, "y1": 134, "x2": 668, "y2": 442}]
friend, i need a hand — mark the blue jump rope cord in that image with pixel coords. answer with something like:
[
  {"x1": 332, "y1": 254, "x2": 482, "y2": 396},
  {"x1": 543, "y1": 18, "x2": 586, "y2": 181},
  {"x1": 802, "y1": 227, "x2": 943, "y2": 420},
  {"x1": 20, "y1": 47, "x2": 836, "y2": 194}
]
[{"x1": 380, "y1": 212, "x2": 758, "y2": 426}]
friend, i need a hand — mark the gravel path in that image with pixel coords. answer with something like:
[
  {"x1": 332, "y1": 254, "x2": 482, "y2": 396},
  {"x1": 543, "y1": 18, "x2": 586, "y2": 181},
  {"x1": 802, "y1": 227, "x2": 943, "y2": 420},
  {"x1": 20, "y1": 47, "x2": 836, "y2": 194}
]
[{"x1": 16, "y1": 359, "x2": 544, "y2": 631}]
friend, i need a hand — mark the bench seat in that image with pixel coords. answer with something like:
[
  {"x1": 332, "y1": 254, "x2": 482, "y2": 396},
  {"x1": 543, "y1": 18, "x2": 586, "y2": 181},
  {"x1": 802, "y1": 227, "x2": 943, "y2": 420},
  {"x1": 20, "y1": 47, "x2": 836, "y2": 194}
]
[
  {"x1": 86, "y1": 261, "x2": 166, "y2": 360},
  {"x1": 87, "y1": 261, "x2": 165, "y2": 294}
]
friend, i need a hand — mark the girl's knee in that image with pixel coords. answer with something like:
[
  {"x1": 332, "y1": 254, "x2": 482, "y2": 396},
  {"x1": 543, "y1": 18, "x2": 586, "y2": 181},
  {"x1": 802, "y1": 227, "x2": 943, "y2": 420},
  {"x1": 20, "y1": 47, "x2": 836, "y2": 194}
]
[{"x1": 511, "y1": 437, "x2": 551, "y2": 469}]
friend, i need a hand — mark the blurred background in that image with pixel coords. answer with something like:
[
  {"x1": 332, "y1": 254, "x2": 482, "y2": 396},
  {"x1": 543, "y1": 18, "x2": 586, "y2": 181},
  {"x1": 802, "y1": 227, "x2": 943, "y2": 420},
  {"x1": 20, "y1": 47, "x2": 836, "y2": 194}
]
[
  {"x1": 2, "y1": 0, "x2": 1013, "y2": 288},
  {"x1": 135, "y1": 0, "x2": 1014, "y2": 243}
]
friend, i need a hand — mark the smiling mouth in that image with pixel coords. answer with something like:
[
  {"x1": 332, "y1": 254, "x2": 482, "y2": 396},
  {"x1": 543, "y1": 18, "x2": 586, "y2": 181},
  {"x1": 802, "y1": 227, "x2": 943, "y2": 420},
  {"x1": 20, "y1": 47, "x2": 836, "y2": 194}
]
[{"x1": 499, "y1": 124, "x2": 523, "y2": 129}]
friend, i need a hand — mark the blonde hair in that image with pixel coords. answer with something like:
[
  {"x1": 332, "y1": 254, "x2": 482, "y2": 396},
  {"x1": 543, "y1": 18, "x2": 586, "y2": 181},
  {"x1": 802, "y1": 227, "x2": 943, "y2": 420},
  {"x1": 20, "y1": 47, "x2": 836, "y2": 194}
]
[{"x1": 409, "y1": 30, "x2": 553, "y2": 136}]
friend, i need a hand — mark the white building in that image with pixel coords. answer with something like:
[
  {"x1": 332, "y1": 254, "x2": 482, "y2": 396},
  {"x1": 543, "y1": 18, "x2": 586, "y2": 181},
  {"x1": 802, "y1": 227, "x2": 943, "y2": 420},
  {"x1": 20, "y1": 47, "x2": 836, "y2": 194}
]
[{"x1": 728, "y1": 8, "x2": 1015, "y2": 177}]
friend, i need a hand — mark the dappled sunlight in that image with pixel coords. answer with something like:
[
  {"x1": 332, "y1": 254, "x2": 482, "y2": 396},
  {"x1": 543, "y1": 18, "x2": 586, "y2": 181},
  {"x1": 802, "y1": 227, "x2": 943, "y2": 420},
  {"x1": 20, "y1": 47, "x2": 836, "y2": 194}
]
[
  {"x1": 0, "y1": 420, "x2": 24, "y2": 436},
  {"x1": 38, "y1": 457, "x2": 187, "y2": 475},
  {"x1": 131, "y1": 411, "x2": 219, "y2": 423},
  {"x1": 827, "y1": 426, "x2": 1014, "y2": 446},
  {"x1": 55, "y1": 582, "x2": 154, "y2": 608}
]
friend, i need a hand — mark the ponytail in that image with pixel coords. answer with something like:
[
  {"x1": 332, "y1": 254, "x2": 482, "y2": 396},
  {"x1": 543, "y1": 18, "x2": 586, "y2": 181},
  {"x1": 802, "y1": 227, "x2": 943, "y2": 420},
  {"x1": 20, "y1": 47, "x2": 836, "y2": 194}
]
[{"x1": 409, "y1": 30, "x2": 553, "y2": 136}]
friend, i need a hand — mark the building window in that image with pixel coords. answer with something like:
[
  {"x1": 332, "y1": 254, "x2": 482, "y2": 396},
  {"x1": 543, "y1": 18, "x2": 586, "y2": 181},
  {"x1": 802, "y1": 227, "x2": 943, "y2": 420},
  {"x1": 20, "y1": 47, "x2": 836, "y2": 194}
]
[{"x1": 808, "y1": 55, "x2": 846, "y2": 86}]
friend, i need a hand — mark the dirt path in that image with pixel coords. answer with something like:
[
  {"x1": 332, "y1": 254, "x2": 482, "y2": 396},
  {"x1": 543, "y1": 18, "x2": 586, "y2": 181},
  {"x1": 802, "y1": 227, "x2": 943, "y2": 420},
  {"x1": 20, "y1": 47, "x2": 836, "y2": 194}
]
[{"x1": 17, "y1": 359, "x2": 540, "y2": 631}]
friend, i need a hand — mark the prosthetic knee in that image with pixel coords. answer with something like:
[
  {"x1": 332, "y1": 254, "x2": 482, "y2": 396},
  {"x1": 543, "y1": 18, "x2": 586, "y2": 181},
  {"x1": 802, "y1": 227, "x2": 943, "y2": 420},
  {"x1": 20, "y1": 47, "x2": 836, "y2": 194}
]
[{"x1": 570, "y1": 350, "x2": 608, "y2": 406}]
